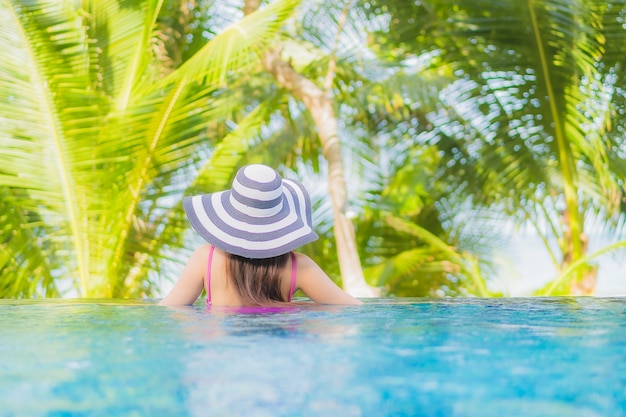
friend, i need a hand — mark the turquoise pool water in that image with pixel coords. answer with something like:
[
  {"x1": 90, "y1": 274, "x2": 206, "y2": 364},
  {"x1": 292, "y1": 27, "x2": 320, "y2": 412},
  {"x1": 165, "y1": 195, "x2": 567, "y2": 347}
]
[{"x1": 0, "y1": 297, "x2": 624, "y2": 416}]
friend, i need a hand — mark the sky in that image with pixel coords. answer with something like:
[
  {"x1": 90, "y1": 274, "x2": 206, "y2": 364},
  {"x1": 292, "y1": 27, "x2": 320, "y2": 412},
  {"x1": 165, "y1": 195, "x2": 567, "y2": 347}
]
[{"x1": 491, "y1": 231, "x2": 626, "y2": 297}]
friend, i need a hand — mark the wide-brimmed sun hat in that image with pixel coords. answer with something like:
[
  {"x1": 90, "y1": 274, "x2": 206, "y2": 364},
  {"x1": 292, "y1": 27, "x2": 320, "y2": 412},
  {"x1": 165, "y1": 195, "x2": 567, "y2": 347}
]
[{"x1": 183, "y1": 164, "x2": 319, "y2": 258}]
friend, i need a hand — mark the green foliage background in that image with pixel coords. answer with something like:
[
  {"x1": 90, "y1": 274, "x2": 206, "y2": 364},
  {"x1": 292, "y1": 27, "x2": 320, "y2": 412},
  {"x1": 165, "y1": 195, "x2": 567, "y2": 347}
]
[{"x1": 1, "y1": 0, "x2": 626, "y2": 298}]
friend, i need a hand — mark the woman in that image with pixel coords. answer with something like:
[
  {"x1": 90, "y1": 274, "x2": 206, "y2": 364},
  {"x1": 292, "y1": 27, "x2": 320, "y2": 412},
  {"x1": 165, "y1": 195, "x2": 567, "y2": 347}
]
[{"x1": 159, "y1": 164, "x2": 362, "y2": 306}]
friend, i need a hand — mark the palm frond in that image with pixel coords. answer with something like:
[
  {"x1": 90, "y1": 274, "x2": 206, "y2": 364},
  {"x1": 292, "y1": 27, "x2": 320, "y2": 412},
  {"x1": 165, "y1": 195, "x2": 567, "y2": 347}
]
[
  {"x1": 192, "y1": 99, "x2": 284, "y2": 192},
  {"x1": 0, "y1": 191, "x2": 57, "y2": 297},
  {"x1": 152, "y1": 0, "x2": 300, "y2": 90},
  {"x1": 111, "y1": 92, "x2": 284, "y2": 294},
  {"x1": 0, "y1": 0, "x2": 100, "y2": 295},
  {"x1": 383, "y1": 214, "x2": 490, "y2": 296},
  {"x1": 84, "y1": 0, "x2": 164, "y2": 109}
]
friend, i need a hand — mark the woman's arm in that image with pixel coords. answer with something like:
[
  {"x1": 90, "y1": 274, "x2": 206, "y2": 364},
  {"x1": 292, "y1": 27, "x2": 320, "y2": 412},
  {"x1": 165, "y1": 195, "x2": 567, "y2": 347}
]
[
  {"x1": 159, "y1": 245, "x2": 208, "y2": 306},
  {"x1": 295, "y1": 253, "x2": 363, "y2": 305}
]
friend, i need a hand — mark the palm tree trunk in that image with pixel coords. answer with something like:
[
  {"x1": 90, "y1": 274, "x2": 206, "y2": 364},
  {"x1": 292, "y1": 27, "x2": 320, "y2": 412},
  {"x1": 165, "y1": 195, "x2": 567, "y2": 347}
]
[
  {"x1": 560, "y1": 211, "x2": 597, "y2": 295},
  {"x1": 527, "y1": 2, "x2": 590, "y2": 293},
  {"x1": 242, "y1": 2, "x2": 376, "y2": 296},
  {"x1": 261, "y1": 51, "x2": 377, "y2": 296},
  {"x1": 243, "y1": 8, "x2": 374, "y2": 295}
]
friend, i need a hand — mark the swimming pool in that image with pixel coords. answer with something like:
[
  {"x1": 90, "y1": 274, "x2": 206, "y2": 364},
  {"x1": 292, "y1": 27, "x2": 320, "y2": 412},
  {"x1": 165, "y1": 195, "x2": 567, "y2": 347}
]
[{"x1": 0, "y1": 297, "x2": 624, "y2": 416}]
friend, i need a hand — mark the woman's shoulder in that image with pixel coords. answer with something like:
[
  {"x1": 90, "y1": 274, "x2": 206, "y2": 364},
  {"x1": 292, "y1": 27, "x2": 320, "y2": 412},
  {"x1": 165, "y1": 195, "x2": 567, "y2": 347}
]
[
  {"x1": 186, "y1": 244, "x2": 218, "y2": 267},
  {"x1": 294, "y1": 252, "x2": 315, "y2": 267},
  {"x1": 189, "y1": 243, "x2": 214, "y2": 258},
  {"x1": 293, "y1": 252, "x2": 325, "y2": 276}
]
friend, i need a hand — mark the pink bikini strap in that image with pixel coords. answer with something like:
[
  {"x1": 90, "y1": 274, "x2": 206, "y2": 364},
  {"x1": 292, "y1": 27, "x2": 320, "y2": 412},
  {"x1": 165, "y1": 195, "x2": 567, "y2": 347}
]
[
  {"x1": 288, "y1": 252, "x2": 297, "y2": 302},
  {"x1": 206, "y1": 245, "x2": 215, "y2": 305}
]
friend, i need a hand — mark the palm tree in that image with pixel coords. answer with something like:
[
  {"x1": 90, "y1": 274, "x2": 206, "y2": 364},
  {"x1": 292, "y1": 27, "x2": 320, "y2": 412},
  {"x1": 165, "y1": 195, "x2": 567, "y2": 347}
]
[
  {"x1": 237, "y1": 0, "x2": 380, "y2": 296},
  {"x1": 364, "y1": 0, "x2": 626, "y2": 294},
  {"x1": 0, "y1": 0, "x2": 300, "y2": 297},
  {"x1": 220, "y1": 0, "x2": 494, "y2": 296}
]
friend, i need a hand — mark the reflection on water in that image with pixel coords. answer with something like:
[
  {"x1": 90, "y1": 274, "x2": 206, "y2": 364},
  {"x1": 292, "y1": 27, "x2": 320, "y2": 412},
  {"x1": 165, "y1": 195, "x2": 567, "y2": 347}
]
[{"x1": 0, "y1": 297, "x2": 625, "y2": 416}]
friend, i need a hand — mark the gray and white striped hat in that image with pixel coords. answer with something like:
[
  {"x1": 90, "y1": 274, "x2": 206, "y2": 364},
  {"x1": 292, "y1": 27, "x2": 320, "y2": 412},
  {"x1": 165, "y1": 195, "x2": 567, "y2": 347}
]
[{"x1": 183, "y1": 164, "x2": 319, "y2": 258}]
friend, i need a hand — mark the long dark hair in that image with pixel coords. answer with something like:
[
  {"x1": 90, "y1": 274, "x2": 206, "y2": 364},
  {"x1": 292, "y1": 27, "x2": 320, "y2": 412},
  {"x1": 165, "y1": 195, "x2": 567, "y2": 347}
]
[{"x1": 226, "y1": 252, "x2": 291, "y2": 305}]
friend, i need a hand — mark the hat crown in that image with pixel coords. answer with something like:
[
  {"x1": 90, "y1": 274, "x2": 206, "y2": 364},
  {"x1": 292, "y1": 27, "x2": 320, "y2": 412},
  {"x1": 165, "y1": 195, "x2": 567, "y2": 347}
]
[
  {"x1": 230, "y1": 165, "x2": 284, "y2": 216},
  {"x1": 183, "y1": 163, "x2": 319, "y2": 258}
]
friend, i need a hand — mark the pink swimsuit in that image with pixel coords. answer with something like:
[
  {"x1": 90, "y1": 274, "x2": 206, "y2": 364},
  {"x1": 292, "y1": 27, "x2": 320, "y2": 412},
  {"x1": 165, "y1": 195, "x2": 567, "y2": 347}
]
[{"x1": 206, "y1": 246, "x2": 297, "y2": 305}]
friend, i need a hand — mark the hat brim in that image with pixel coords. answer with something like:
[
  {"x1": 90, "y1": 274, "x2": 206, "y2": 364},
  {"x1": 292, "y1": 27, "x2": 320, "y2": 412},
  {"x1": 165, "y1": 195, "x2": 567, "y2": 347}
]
[{"x1": 183, "y1": 179, "x2": 319, "y2": 258}]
